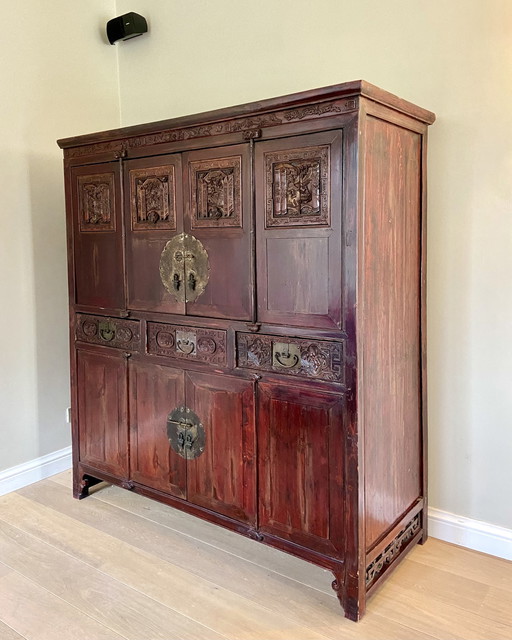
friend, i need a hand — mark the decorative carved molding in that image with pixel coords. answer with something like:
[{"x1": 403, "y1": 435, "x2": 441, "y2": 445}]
[
  {"x1": 147, "y1": 322, "x2": 227, "y2": 366},
  {"x1": 365, "y1": 515, "x2": 421, "y2": 588},
  {"x1": 78, "y1": 173, "x2": 115, "y2": 231},
  {"x1": 283, "y1": 100, "x2": 356, "y2": 121},
  {"x1": 265, "y1": 146, "x2": 330, "y2": 227},
  {"x1": 64, "y1": 100, "x2": 356, "y2": 160},
  {"x1": 130, "y1": 165, "x2": 176, "y2": 230},
  {"x1": 75, "y1": 314, "x2": 141, "y2": 351},
  {"x1": 190, "y1": 156, "x2": 242, "y2": 228},
  {"x1": 237, "y1": 333, "x2": 343, "y2": 383}
]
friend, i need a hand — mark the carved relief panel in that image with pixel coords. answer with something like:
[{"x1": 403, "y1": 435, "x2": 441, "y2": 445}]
[
  {"x1": 189, "y1": 156, "x2": 242, "y2": 228},
  {"x1": 265, "y1": 146, "x2": 330, "y2": 228},
  {"x1": 130, "y1": 165, "x2": 176, "y2": 230},
  {"x1": 78, "y1": 173, "x2": 115, "y2": 231},
  {"x1": 237, "y1": 333, "x2": 343, "y2": 383},
  {"x1": 147, "y1": 321, "x2": 227, "y2": 366}
]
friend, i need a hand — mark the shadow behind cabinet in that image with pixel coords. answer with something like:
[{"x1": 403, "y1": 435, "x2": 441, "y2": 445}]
[{"x1": 58, "y1": 81, "x2": 435, "y2": 621}]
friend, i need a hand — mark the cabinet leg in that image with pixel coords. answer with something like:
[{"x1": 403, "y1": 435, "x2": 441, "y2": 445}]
[
  {"x1": 73, "y1": 475, "x2": 90, "y2": 500},
  {"x1": 331, "y1": 573, "x2": 366, "y2": 622}
]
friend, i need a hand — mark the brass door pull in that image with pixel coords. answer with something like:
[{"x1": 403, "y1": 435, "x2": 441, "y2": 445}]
[
  {"x1": 173, "y1": 273, "x2": 182, "y2": 291},
  {"x1": 188, "y1": 272, "x2": 197, "y2": 291},
  {"x1": 177, "y1": 339, "x2": 195, "y2": 355},
  {"x1": 275, "y1": 352, "x2": 299, "y2": 368}
]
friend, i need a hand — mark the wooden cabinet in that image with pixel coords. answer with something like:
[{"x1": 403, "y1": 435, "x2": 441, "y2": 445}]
[{"x1": 59, "y1": 80, "x2": 435, "y2": 621}]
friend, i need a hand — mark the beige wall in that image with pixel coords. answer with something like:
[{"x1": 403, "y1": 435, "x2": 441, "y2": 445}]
[
  {"x1": 115, "y1": 0, "x2": 512, "y2": 529},
  {"x1": 0, "y1": 1, "x2": 120, "y2": 470}
]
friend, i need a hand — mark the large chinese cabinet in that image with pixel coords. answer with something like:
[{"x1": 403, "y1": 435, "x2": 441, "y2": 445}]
[{"x1": 58, "y1": 81, "x2": 435, "y2": 621}]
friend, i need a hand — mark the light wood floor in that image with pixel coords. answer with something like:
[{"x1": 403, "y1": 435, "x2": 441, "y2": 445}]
[{"x1": 0, "y1": 471, "x2": 510, "y2": 640}]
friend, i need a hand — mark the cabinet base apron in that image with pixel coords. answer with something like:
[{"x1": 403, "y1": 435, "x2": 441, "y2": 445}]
[{"x1": 74, "y1": 463, "x2": 426, "y2": 621}]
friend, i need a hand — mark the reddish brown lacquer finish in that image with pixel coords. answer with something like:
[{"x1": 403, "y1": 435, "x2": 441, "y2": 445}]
[
  {"x1": 71, "y1": 164, "x2": 124, "y2": 310},
  {"x1": 255, "y1": 130, "x2": 343, "y2": 330},
  {"x1": 185, "y1": 371, "x2": 256, "y2": 524},
  {"x1": 125, "y1": 154, "x2": 185, "y2": 315},
  {"x1": 129, "y1": 360, "x2": 186, "y2": 498},
  {"x1": 76, "y1": 349, "x2": 128, "y2": 476},
  {"x1": 59, "y1": 81, "x2": 435, "y2": 622},
  {"x1": 184, "y1": 144, "x2": 252, "y2": 320},
  {"x1": 361, "y1": 117, "x2": 423, "y2": 549},
  {"x1": 258, "y1": 382, "x2": 344, "y2": 557}
]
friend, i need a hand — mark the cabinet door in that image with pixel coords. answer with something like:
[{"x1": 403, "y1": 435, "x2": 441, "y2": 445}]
[
  {"x1": 71, "y1": 164, "x2": 124, "y2": 310},
  {"x1": 77, "y1": 348, "x2": 128, "y2": 477},
  {"x1": 255, "y1": 131, "x2": 343, "y2": 329},
  {"x1": 185, "y1": 371, "x2": 256, "y2": 524},
  {"x1": 129, "y1": 360, "x2": 186, "y2": 498},
  {"x1": 183, "y1": 144, "x2": 253, "y2": 320},
  {"x1": 125, "y1": 155, "x2": 185, "y2": 314},
  {"x1": 258, "y1": 382, "x2": 344, "y2": 558}
]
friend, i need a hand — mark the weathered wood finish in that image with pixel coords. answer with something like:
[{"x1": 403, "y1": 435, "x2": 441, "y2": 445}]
[
  {"x1": 59, "y1": 81, "x2": 435, "y2": 622},
  {"x1": 361, "y1": 116, "x2": 423, "y2": 551},
  {"x1": 76, "y1": 349, "x2": 128, "y2": 477},
  {"x1": 258, "y1": 382, "x2": 344, "y2": 557}
]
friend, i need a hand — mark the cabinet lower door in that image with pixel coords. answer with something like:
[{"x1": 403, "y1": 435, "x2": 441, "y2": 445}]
[
  {"x1": 129, "y1": 360, "x2": 187, "y2": 498},
  {"x1": 76, "y1": 348, "x2": 128, "y2": 477},
  {"x1": 258, "y1": 382, "x2": 344, "y2": 558},
  {"x1": 185, "y1": 371, "x2": 256, "y2": 524}
]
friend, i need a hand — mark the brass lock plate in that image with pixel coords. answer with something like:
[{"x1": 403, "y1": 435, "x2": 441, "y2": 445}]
[
  {"x1": 159, "y1": 233, "x2": 210, "y2": 304},
  {"x1": 272, "y1": 342, "x2": 301, "y2": 369},
  {"x1": 175, "y1": 330, "x2": 196, "y2": 356},
  {"x1": 166, "y1": 406, "x2": 206, "y2": 460},
  {"x1": 98, "y1": 320, "x2": 116, "y2": 342}
]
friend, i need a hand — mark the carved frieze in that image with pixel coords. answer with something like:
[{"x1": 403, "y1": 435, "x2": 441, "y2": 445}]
[
  {"x1": 78, "y1": 173, "x2": 115, "y2": 231},
  {"x1": 130, "y1": 165, "x2": 176, "y2": 230},
  {"x1": 265, "y1": 146, "x2": 330, "y2": 227},
  {"x1": 237, "y1": 333, "x2": 343, "y2": 383},
  {"x1": 64, "y1": 100, "x2": 356, "y2": 160},
  {"x1": 190, "y1": 156, "x2": 242, "y2": 228},
  {"x1": 147, "y1": 322, "x2": 227, "y2": 366},
  {"x1": 365, "y1": 515, "x2": 421, "y2": 587},
  {"x1": 75, "y1": 314, "x2": 141, "y2": 351}
]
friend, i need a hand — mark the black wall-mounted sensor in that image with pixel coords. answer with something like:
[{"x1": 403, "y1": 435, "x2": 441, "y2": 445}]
[{"x1": 106, "y1": 12, "x2": 148, "y2": 45}]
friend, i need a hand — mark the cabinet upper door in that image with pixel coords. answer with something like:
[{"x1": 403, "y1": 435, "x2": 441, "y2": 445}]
[
  {"x1": 125, "y1": 154, "x2": 185, "y2": 315},
  {"x1": 258, "y1": 382, "x2": 344, "y2": 558},
  {"x1": 71, "y1": 163, "x2": 124, "y2": 310},
  {"x1": 255, "y1": 130, "x2": 343, "y2": 330},
  {"x1": 183, "y1": 144, "x2": 253, "y2": 321}
]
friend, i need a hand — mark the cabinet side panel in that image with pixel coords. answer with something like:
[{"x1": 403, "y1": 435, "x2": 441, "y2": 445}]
[{"x1": 361, "y1": 117, "x2": 423, "y2": 550}]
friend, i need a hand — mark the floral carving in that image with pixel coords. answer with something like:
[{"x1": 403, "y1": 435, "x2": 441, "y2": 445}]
[
  {"x1": 75, "y1": 314, "x2": 140, "y2": 351},
  {"x1": 130, "y1": 165, "x2": 176, "y2": 230},
  {"x1": 78, "y1": 173, "x2": 115, "y2": 231},
  {"x1": 366, "y1": 515, "x2": 421, "y2": 587},
  {"x1": 147, "y1": 322, "x2": 227, "y2": 366},
  {"x1": 265, "y1": 146, "x2": 330, "y2": 227},
  {"x1": 237, "y1": 333, "x2": 343, "y2": 383},
  {"x1": 190, "y1": 156, "x2": 242, "y2": 228}
]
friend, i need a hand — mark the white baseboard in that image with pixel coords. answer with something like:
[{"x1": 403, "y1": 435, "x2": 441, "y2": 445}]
[
  {"x1": 429, "y1": 507, "x2": 512, "y2": 561},
  {"x1": 0, "y1": 447, "x2": 72, "y2": 497}
]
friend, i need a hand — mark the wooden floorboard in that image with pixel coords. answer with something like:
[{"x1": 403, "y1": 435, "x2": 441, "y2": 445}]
[{"x1": 0, "y1": 471, "x2": 510, "y2": 639}]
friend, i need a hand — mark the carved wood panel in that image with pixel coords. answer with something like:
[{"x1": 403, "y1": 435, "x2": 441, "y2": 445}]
[
  {"x1": 76, "y1": 314, "x2": 141, "y2": 351},
  {"x1": 265, "y1": 146, "x2": 330, "y2": 227},
  {"x1": 78, "y1": 173, "x2": 115, "y2": 231},
  {"x1": 237, "y1": 333, "x2": 343, "y2": 383},
  {"x1": 190, "y1": 156, "x2": 242, "y2": 228},
  {"x1": 130, "y1": 165, "x2": 176, "y2": 230},
  {"x1": 147, "y1": 322, "x2": 227, "y2": 366}
]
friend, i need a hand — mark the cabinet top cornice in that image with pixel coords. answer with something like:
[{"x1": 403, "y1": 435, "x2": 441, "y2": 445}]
[{"x1": 57, "y1": 80, "x2": 435, "y2": 151}]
